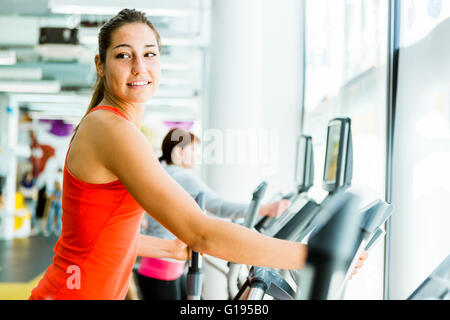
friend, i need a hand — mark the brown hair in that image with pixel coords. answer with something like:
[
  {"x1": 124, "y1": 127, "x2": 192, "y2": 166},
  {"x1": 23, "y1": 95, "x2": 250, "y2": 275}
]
[
  {"x1": 71, "y1": 8, "x2": 161, "y2": 141},
  {"x1": 159, "y1": 129, "x2": 200, "y2": 165}
]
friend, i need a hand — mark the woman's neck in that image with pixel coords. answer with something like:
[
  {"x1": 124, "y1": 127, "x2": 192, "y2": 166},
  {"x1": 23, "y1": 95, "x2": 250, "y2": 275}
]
[{"x1": 98, "y1": 94, "x2": 145, "y2": 128}]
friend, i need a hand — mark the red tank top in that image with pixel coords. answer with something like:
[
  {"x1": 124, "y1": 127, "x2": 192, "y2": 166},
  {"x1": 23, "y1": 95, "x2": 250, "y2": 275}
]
[{"x1": 29, "y1": 106, "x2": 144, "y2": 300}]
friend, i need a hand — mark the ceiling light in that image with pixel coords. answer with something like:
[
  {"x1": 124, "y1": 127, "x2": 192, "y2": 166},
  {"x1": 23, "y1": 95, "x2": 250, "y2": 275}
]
[
  {"x1": 0, "y1": 67, "x2": 42, "y2": 80},
  {"x1": 0, "y1": 80, "x2": 60, "y2": 93},
  {"x1": 50, "y1": 5, "x2": 193, "y2": 17},
  {"x1": 0, "y1": 50, "x2": 16, "y2": 65}
]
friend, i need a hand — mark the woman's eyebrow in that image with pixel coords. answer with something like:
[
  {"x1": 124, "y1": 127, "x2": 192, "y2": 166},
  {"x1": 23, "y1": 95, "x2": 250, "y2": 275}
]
[{"x1": 112, "y1": 44, "x2": 158, "y2": 50}]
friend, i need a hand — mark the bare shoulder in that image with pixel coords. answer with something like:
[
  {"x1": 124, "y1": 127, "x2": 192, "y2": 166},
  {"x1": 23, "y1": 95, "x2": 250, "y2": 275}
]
[
  {"x1": 67, "y1": 109, "x2": 151, "y2": 183},
  {"x1": 81, "y1": 109, "x2": 151, "y2": 159},
  {"x1": 83, "y1": 109, "x2": 138, "y2": 141}
]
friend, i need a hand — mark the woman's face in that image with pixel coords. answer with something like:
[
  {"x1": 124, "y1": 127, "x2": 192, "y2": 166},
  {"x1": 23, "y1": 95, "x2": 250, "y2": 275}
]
[
  {"x1": 25, "y1": 172, "x2": 33, "y2": 182},
  {"x1": 96, "y1": 23, "x2": 161, "y2": 104},
  {"x1": 179, "y1": 142, "x2": 201, "y2": 169}
]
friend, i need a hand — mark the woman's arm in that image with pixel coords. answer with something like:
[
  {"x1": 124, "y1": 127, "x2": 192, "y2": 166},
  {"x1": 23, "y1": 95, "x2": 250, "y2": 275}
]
[{"x1": 92, "y1": 116, "x2": 307, "y2": 270}]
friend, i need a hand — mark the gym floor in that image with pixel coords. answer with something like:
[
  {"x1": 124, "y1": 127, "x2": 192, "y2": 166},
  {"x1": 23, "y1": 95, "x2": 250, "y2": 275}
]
[{"x1": 0, "y1": 235, "x2": 58, "y2": 299}]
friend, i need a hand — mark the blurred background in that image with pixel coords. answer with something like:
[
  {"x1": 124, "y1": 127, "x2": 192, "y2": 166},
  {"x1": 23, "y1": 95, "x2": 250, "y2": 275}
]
[{"x1": 0, "y1": 0, "x2": 449, "y2": 300}]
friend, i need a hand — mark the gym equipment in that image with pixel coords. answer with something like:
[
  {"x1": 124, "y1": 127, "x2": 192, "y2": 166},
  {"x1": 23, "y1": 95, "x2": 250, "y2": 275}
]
[
  {"x1": 268, "y1": 118, "x2": 354, "y2": 243},
  {"x1": 237, "y1": 191, "x2": 361, "y2": 301},
  {"x1": 227, "y1": 181, "x2": 268, "y2": 298},
  {"x1": 296, "y1": 192, "x2": 362, "y2": 300},
  {"x1": 322, "y1": 118, "x2": 353, "y2": 193},
  {"x1": 407, "y1": 254, "x2": 450, "y2": 300},
  {"x1": 227, "y1": 135, "x2": 316, "y2": 299},
  {"x1": 255, "y1": 134, "x2": 314, "y2": 234},
  {"x1": 243, "y1": 181, "x2": 268, "y2": 230},
  {"x1": 295, "y1": 119, "x2": 393, "y2": 300},
  {"x1": 231, "y1": 135, "x2": 316, "y2": 299},
  {"x1": 187, "y1": 192, "x2": 206, "y2": 300},
  {"x1": 238, "y1": 117, "x2": 357, "y2": 300},
  {"x1": 336, "y1": 200, "x2": 394, "y2": 298},
  {"x1": 196, "y1": 182, "x2": 268, "y2": 300},
  {"x1": 199, "y1": 117, "x2": 390, "y2": 301},
  {"x1": 234, "y1": 266, "x2": 296, "y2": 300}
]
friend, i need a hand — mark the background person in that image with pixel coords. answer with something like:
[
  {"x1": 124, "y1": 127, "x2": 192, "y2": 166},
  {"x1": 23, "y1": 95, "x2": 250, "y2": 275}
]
[
  {"x1": 44, "y1": 179, "x2": 62, "y2": 237},
  {"x1": 19, "y1": 171, "x2": 38, "y2": 235}
]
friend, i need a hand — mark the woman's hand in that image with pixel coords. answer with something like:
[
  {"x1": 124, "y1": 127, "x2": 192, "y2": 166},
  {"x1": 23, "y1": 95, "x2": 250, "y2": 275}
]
[
  {"x1": 349, "y1": 250, "x2": 369, "y2": 280},
  {"x1": 171, "y1": 238, "x2": 189, "y2": 261},
  {"x1": 259, "y1": 199, "x2": 291, "y2": 217},
  {"x1": 138, "y1": 234, "x2": 190, "y2": 260}
]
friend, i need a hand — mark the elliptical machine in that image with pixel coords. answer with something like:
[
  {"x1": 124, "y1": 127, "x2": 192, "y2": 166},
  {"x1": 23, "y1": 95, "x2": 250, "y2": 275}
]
[
  {"x1": 235, "y1": 117, "x2": 356, "y2": 300},
  {"x1": 226, "y1": 181, "x2": 268, "y2": 298},
  {"x1": 254, "y1": 134, "x2": 315, "y2": 235},
  {"x1": 296, "y1": 118, "x2": 394, "y2": 300},
  {"x1": 188, "y1": 118, "x2": 394, "y2": 300},
  {"x1": 260, "y1": 118, "x2": 354, "y2": 244},
  {"x1": 187, "y1": 182, "x2": 269, "y2": 300},
  {"x1": 226, "y1": 134, "x2": 316, "y2": 299},
  {"x1": 237, "y1": 118, "x2": 394, "y2": 300}
]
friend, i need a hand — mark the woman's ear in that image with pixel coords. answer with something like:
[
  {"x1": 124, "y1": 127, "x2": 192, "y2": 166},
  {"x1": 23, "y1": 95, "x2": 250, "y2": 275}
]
[
  {"x1": 171, "y1": 146, "x2": 183, "y2": 165},
  {"x1": 95, "y1": 55, "x2": 105, "y2": 78}
]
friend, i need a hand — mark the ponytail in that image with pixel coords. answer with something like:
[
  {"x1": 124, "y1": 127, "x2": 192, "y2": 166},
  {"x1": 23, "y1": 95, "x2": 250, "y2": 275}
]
[
  {"x1": 70, "y1": 77, "x2": 104, "y2": 143},
  {"x1": 87, "y1": 77, "x2": 105, "y2": 113}
]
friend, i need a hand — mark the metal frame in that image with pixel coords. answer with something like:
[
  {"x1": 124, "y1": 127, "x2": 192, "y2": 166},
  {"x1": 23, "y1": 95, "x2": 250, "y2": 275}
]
[
  {"x1": 384, "y1": 0, "x2": 400, "y2": 301},
  {"x1": 299, "y1": 0, "x2": 306, "y2": 133}
]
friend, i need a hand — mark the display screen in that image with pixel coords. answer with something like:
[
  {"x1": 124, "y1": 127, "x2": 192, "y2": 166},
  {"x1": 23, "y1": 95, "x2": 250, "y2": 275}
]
[
  {"x1": 323, "y1": 122, "x2": 341, "y2": 184},
  {"x1": 295, "y1": 136, "x2": 307, "y2": 186}
]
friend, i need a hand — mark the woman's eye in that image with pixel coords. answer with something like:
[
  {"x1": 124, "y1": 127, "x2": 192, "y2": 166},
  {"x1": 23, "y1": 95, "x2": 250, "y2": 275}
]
[
  {"x1": 116, "y1": 53, "x2": 130, "y2": 59},
  {"x1": 145, "y1": 52, "x2": 157, "y2": 58}
]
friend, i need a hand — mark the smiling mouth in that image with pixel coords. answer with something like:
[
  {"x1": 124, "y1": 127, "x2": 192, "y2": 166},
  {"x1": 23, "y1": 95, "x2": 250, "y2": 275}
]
[{"x1": 127, "y1": 81, "x2": 152, "y2": 87}]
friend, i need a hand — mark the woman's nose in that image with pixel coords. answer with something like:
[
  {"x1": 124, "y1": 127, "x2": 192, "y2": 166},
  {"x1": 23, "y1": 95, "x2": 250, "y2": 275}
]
[{"x1": 132, "y1": 57, "x2": 146, "y2": 75}]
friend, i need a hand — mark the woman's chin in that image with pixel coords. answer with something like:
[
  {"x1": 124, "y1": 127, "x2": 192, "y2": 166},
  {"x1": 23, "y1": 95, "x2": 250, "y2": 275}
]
[{"x1": 125, "y1": 93, "x2": 154, "y2": 104}]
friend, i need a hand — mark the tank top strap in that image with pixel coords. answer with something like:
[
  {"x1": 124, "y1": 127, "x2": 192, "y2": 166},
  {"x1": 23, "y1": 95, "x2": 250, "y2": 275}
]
[
  {"x1": 64, "y1": 105, "x2": 129, "y2": 169},
  {"x1": 88, "y1": 105, "x2": 129, "y2": 121}
]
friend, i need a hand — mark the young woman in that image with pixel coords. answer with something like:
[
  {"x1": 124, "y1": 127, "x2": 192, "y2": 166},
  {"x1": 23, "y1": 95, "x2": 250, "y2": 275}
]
[
  {"x1": 29, "y1": 9, "x2": 364, "y2": 300},
  {"x1": 44, "y1": 179, "x2": 63, "y2": 237},
  {"x1": 137, "y1": 129, "x2": 291, "y2": 300}
]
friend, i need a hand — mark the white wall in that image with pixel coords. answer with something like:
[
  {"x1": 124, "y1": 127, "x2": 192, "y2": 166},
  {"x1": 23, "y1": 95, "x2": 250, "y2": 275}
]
[
  {"x1": 206, "y1": 0, "x2": 303, "y2": 202},
  {"x1": 202, "y1": 0, "x2": 304, "y2": 300}
]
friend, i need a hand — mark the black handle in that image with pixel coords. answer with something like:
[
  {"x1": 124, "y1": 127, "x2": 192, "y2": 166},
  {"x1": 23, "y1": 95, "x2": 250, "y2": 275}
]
[
  {"x1": 187, "y1": 192, "x2": 206, "y2": 300},
  {"x1": 191, "y1": 192, "x2": 206, "y2": 269}
]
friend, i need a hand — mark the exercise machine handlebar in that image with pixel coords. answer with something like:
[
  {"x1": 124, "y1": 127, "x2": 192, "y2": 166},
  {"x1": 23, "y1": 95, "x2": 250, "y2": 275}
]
[
  {"x1": 243, "y1": 181, "x2": 268, "y2": 229},
  {"x1": 187, "y1": 192, "x2": 206, "y2": 300}
]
